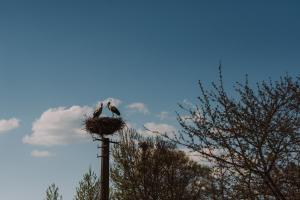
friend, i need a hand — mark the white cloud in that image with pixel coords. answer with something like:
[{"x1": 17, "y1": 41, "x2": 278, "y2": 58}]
[
  {"x1": 180, "y1": 147, "x2": 224, "y2": 167},
  {"x1": 123, "y1": 122, "x2": 135, "y2": 129},
  {"x1": 180, "y1": 147, "x2": 211, "y2": 166},
  {"x1": 157, "y1": 111, "x2": 173, "y2": 120},
  {"x1": 23, "y1": 106, "x2": 93, "y2": 146},
  {"x1": 31, "y1": 150, "x2": 53, "y2": 158},
  {"x1": 101, "y1": 97, "x2": 122, "y2": 107},
  {"x1": 0, "y1": 118, "x2": 20, "y2": 134},
  {"x1": 141, "y1": 122, "x2": 177, "y2": 137},
  {"x1": 127, "y1": 102, "x2": 149, "y2": 114}
]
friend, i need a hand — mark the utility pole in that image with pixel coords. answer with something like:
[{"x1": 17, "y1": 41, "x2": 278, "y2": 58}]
[
  {"x1": 100, "y1": 137, "x2": 110, "y2": 200},
  {"x1": 96, "y1": 136, "x2": 118, "y2": 200},
  {"x1": 85, "y1": 115, "x2": 124, "y2": 200}
]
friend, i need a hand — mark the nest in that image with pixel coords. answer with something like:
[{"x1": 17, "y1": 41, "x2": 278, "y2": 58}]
[{"x1": 84, "y1": 117, "x2": 125, "y2": 136}]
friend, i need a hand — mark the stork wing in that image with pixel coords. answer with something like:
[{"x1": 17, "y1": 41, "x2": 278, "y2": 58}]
[{"x1": 112, "y1": 107, "x2": 121, "y2": 116}]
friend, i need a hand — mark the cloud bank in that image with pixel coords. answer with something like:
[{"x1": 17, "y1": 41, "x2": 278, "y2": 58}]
[
  {"x1": 0, "y1": 118, "x2": 20, "y2": 134},
  {"x1": 23, "y1": 106, "x2": 93, "y2": 146}
]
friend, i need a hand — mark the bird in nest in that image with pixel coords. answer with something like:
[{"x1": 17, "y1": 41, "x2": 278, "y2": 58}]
[
  {"x1": 107, "y1": 101, "x2": 121, "y2": 117},
  {"x1": 93, "y1": 103, "x2": 103, "y2": 119}
]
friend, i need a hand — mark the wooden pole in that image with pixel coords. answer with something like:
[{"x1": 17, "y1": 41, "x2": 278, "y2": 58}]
[{"x1": 100, "y1": 137, "x2": 110, "y2": 200}]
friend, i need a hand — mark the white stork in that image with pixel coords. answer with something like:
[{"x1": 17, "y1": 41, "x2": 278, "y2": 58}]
[
  {"x1": 93, "y1": 103, "x2": 103, "y2": 118},
  {"x1": 107, "y1": 101, "x2": 120, "y2": 117}
]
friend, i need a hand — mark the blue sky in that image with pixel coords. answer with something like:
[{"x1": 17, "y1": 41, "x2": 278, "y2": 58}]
[{"x1": 0, "y1": 1, "x2": 299, "y2": 199}]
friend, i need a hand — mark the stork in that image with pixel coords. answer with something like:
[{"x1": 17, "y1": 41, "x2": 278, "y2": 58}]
[
  {"x1": 107, "y1": 101, "x2": 120, "y2": 117},
  {"x1": 93, "y1": 103, "x2": 103, "y2": 118}
]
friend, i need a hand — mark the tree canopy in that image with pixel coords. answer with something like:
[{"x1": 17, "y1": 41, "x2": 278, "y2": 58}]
[
  {"x1": 45, "y1": 183, "x2": 63, "y2": 200},
  {"x1": 111, "y1": 129, "x2": 214, "y2": 200},
  {"x1": 74, "y1": 167, "x2": 99, "y2": 200}
]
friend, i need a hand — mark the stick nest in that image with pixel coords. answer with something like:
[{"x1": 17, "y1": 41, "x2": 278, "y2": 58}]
[{"x1": 84, "y1": 117, "x2": 125, "y2": 136}]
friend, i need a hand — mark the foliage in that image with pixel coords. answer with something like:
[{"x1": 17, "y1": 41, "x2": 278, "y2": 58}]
[
  {"x1": 45, "y1": 183, "x2": 63, "y2": 200},
  {"x1": 74, "y1": 167, "x2": 100, "y2": 200},
  {"x1": 174, "y1": 67, "x2": 300, "y2": 199},
  {"x1": 111, "y1": 129, "x2": 214, "y2": 200}
]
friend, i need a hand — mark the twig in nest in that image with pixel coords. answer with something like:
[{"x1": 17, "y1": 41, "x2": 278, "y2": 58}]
[{"x1": 85, "y1": 117, "x2": 125, "y2": 136}]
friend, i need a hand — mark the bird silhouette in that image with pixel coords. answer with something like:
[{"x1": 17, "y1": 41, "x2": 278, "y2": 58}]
[
  {"x1": 107, "y1": 101, "x2": 120, "y2": 117},
  {"x1": 93, "y1": 103, "x2": 103, "y2": 118}
]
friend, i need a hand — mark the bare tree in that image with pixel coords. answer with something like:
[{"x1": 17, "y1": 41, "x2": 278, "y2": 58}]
[{"x1": 173, "y1": 68, "x2": 300, "y2": 199}]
